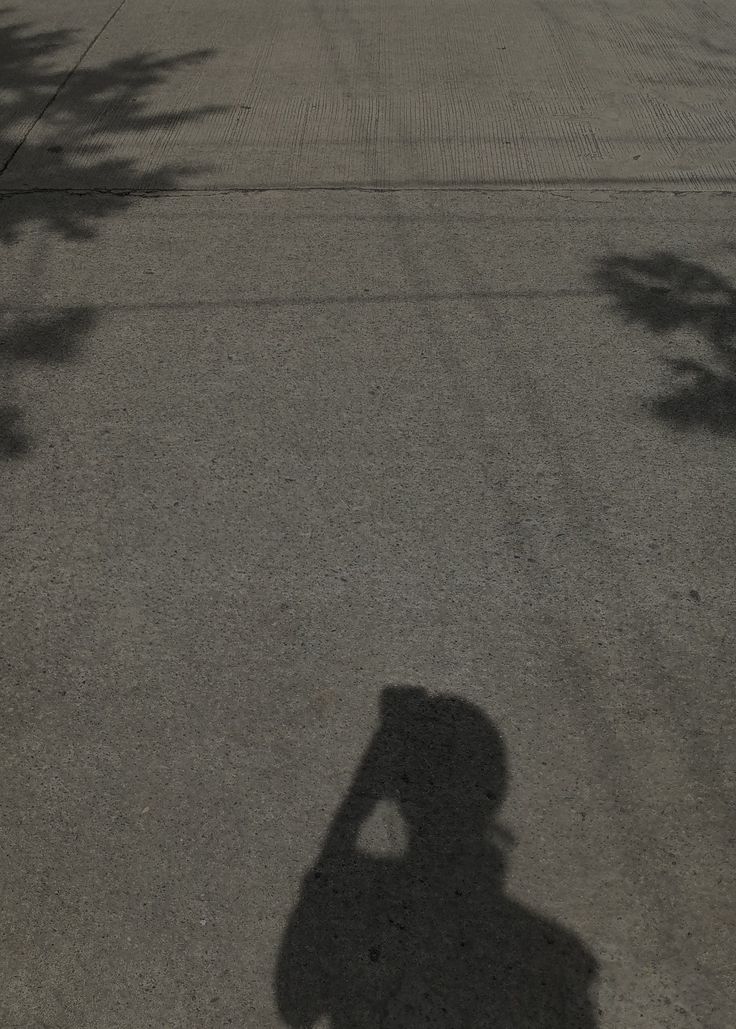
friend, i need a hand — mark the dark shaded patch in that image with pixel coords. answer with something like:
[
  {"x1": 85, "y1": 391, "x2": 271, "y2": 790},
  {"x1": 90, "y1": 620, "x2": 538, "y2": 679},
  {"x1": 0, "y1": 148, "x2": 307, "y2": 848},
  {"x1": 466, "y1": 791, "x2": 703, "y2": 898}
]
[
  {"x1": 595, "y1": 252, "x2": 736, "y2": 436},
  {"x1": 276, "y1": 686, "x2": 598, "y2": 1028}
]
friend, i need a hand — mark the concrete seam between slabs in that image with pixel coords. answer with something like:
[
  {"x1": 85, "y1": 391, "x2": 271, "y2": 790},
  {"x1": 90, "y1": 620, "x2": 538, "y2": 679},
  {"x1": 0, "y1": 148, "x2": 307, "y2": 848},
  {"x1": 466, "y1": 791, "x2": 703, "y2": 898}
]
[{"x1": 0, "y1": 186, "x2": 735, "y2": 198}]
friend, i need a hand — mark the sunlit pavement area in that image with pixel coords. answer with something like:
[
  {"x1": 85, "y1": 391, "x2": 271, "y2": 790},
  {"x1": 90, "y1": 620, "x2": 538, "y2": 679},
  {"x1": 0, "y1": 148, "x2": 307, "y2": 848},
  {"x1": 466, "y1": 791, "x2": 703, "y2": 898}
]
[{"x1": 2, "y1": 2, "x2": 735, "y2": 1027}]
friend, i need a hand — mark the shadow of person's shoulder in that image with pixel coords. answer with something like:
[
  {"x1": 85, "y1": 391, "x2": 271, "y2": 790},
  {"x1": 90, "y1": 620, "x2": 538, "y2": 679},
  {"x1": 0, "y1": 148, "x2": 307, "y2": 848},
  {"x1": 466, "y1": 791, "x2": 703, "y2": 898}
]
[
  {"x1": 490, "y1": 888, "x2": 599, "y2": 1023},
  {"x1": 496, "y1": 887, "x2": 597, "y2": 971}
]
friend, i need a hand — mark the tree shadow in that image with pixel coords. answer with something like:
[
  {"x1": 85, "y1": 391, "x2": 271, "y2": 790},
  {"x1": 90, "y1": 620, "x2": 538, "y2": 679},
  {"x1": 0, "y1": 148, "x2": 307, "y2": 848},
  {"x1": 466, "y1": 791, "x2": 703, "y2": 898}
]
[
  {"x1": 595, "y1": 252, "x2": 736, "y2": 436},
  {"x1": 0, "y1": 9, "x2": 220, "y2": 240},
  {"x1": 0, "y1": 305, "x2": 95, "y2": 457},
  {"x1": 276, "y1": 686, "x2": 598, "y2": 1028},
  {"x1": 0, "y1": 9, "x2": 219, "y2": 456}
]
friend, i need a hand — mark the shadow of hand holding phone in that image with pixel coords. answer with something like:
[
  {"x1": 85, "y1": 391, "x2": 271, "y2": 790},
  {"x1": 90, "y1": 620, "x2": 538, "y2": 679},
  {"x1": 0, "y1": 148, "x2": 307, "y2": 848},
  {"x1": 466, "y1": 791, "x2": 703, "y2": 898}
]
[{"x1": 276, "y1": 686, "x2": 598, "y2": 1028}]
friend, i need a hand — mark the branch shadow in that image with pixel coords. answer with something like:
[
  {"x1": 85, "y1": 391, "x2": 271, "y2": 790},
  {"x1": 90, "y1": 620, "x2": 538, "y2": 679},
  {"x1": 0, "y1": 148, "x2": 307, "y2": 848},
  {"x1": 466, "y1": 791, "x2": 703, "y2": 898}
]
[
  {"x1": 595, "y1": 252, "x2": 736, "y2": 436},
  {"x1": 276, "y1": 686, "x2": 598, "y2": 1028},
  {"x1": 0, "y1": 10, "x2": 220, "y2": 240},
  {"x1": 0, "y1": 8, "x2": 219, "y2": 457},
  {"x1": 0, "y1": 305, "x2": 95, "y2": 458}
]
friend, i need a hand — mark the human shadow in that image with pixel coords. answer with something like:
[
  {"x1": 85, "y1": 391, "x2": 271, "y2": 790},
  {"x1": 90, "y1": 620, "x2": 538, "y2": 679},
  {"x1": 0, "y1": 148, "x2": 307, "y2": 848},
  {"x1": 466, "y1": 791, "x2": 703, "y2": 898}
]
[
  {"x1": 276, "y1": 686, "x2": 598, "y2": 1028},
  {"x1": 0, "y1": 10, "x2": 218, "y2": 456},
  {"x1": 595, "y1": 252, "x2": 736, "y2": 436}
]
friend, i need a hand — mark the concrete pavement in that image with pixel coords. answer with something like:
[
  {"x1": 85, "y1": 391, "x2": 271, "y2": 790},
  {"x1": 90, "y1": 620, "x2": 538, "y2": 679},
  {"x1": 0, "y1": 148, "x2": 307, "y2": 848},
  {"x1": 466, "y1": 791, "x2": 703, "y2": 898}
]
[
  {"x1": 2, "y1": 2, "x2": 735, "y2": 1028},
  {"x1": 5, "y1": 0, "x2": 736, "y2": 189}
]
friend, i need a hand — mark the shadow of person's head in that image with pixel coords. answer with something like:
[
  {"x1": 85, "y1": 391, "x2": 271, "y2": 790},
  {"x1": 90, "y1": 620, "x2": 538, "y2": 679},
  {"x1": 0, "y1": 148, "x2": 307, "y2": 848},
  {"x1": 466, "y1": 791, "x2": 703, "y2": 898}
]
[
  {"x1": 379, "y1": 686, "x2": 507, "y2": 860},
  {"x1": 277, "y1": 685, "x2": 599, "y2": 1029}
]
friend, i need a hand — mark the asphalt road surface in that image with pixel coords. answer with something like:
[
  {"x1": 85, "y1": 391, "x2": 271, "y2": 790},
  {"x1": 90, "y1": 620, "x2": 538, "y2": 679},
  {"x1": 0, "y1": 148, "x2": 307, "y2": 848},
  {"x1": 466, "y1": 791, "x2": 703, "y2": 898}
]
[{"x1": 2, "y1": 2, "x2": 735, "y2": 1027}]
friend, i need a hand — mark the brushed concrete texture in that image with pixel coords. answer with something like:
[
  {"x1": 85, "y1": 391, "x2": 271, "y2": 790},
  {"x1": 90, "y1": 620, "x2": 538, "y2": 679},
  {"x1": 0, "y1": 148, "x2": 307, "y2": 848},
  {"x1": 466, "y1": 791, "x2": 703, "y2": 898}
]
[
  {"x1": 2, "y1": 189, "x2": 734, "y2": 1027},
  {"x1": 2, "y1": 0, "x2": 736, "y2": 188}
]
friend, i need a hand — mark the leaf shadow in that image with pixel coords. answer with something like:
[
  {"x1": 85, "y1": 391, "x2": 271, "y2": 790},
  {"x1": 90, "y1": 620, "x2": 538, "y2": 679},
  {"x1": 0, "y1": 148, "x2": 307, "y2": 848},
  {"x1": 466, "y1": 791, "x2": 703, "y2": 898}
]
[
  {"x1": 595, "y1": 251, "x2": 736, "y2": 436},
  {"x1": 0, "y1": 8, "x2": 220, "y2": 456}
]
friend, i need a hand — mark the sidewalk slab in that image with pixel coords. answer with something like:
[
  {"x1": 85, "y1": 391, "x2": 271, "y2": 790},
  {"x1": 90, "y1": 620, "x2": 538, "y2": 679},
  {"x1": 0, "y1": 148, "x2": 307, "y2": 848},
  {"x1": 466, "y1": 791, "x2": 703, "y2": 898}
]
[
  {"x1": 2, "y1": 189, "x2": 734, "y2": 1028},
  {"x1": 3, "y1": 0, "x2": 736, "y2": 189}
]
